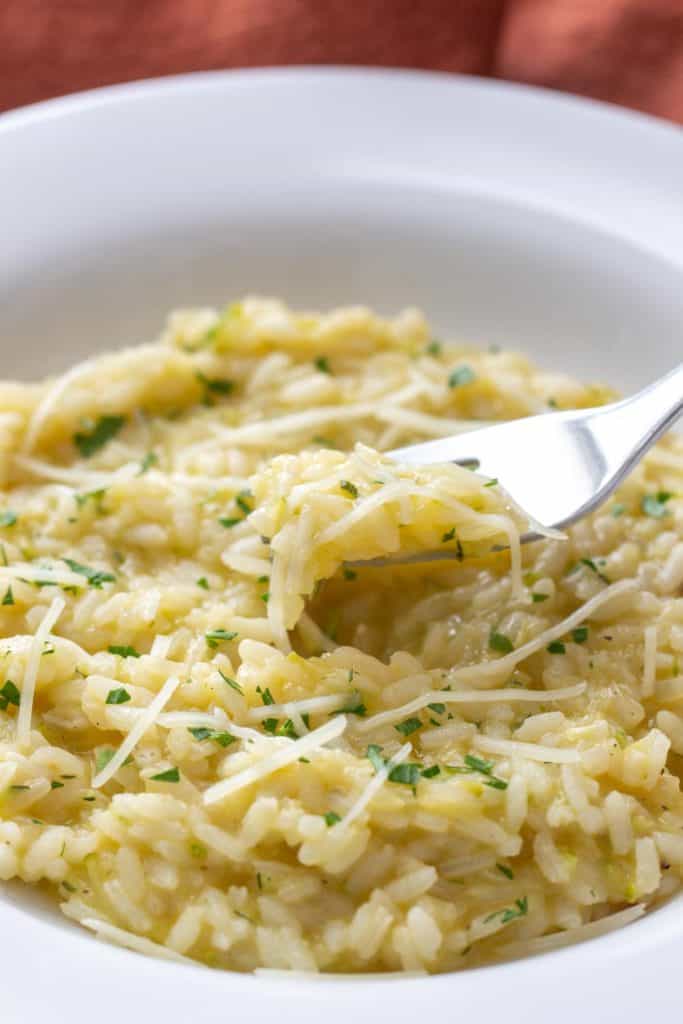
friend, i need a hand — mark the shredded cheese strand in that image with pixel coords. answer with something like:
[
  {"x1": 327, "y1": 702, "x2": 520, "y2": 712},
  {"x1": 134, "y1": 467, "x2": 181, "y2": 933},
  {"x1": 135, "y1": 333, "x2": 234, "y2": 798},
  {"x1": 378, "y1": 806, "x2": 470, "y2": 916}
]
[
  {"x1": 16, "y1": 596, "x2": 66, "y2": 745},
  {"x1": 79, "y1": 917, "x2": 195, "y2": 964},
  {"x1": 473, "y1": 734, "x2": 580, "y2": 764},
  {"x1": 356, "y1": 682, "x2": 587, "y2": 734},
  {"x1": 202, "y1": 715, "x2": 347, "y2": 806},
  {"x1": 92, "y1": 675, "x2": 181, "y2": 788}
]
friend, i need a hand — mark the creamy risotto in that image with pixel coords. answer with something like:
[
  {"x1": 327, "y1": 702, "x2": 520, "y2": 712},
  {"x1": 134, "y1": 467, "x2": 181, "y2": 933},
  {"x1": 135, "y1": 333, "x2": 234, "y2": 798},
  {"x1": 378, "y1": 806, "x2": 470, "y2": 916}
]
[{"x1": 0, "y1": 298, "x2": 681, "y2": 973}]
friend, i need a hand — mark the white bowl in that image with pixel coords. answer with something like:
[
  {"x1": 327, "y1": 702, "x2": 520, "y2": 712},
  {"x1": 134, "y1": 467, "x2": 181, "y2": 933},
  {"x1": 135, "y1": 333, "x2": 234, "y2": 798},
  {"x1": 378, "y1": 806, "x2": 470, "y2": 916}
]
[{"x1": 1, "y1": 68, "x2": 682, "y2": 1022}]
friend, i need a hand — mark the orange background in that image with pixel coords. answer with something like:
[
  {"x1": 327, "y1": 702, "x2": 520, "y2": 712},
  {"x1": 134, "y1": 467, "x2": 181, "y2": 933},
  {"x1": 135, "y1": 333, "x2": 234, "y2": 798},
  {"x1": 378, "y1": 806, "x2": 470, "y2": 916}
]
[{"x1": 1, "y1": 0, "x2": 682, "y2": 121}]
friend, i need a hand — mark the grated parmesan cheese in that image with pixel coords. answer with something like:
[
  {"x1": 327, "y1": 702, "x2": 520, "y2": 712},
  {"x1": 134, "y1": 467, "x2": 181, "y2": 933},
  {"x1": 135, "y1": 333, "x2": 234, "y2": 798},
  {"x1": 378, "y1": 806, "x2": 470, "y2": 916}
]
[{"x1": 16, "y1": 595, "x2": 65, "y2": 745}]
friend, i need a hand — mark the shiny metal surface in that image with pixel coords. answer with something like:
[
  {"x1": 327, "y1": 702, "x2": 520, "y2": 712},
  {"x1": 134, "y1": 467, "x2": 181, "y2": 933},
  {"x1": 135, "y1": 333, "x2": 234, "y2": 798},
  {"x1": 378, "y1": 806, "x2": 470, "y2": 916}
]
[{"x1": 377, "y1": 363, "x2": 683, "y2": 563}]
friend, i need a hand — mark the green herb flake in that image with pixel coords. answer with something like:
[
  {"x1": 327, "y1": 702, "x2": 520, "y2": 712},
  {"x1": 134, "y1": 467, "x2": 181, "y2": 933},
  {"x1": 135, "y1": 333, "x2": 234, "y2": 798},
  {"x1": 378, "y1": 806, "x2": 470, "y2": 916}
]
[
  {"x1": 196, "y1": 371, "x2": 235, "y2": 396},
  {"x1": 235, "y1": 493, "x2": 253, "y2": 517},
  {"x1": 61, "y1": 880, "x2": 77, "y2": 892},
  {"x1": 547, "y1": 640, "x2": 566, "y2": 654},
  {"x1": 323, "y1": 811, "x2": 341, "y2": 826},
  {"x1": 442, "y1": 528, "x2": 456, "y2": 543},
  {"x1": 340, "y1": 480, "x2": 358, "y2": 498},
  {"x1": 63, "y1": 557, "x2": 115, "y2": 589},
  {"x1": 257, "y1": 685, "x2": 275, "y2": 706},
  {"x1": 219, "y1": 669, "x2": 243, "y2": 695},
  {"x1": 421, "y1": 765, "x2": 441, "y2": 779},
  {"x1": 107, "y1": 645, "x2": 141, "y2": 659},
  {"x1": 571, "y1": 626, "x2": 589, "y2": 644},
  {"x1": 427, "y1": 702, "x2": 446, "y2": 715},
  {"x1": 138, "y1": 452, "x2": 158, "y2": 475},
  {"x1": 314, "y1": 356, "x2": 331, "y2": 374},
  {"x1": 448, "y1": 365, "x2": 476, "y2": 389},
  {"x1": 213, "y1": 731, "x2": 236, "y2": 748},
  {"x1": 95, "y1": 749, "x2": 116, "y2": 774},
  {"x1": 485, "y1": 896, "x2": 528, "y2": 925},
  {"x1": 483, "y1": 478, "x2": 499, "y2": 488},
  {"x1": 531, "y1": 592, "x2": 549, "y2": 603},
  {"x1": 218, "y1": 517, "x2": 241, "y2": 529},
  {"x1": 395, "y1": 716, "x2": 422, "y2": 737},
  {"x1": 50, "y1": 780, "x2": 64, "y2": 790},
  {"x1": 0, "y1": 679, "x2": 20, "y2": 707},
  {"x1": 496, "y1": 863, "x2": 514, "y2": 880},
  {"x1": 464, "y1": 753, "x2": 495, "y2": 775},
  {"x1": 105, "y1": 687, "x2": 131, "y2": 705},
  {"x1": 489, "y1": 630, "x2": 514, "y2": 654},
  {"x1": 74, "y1": 415, "x2": 125, "y2": 458},
  {"x1": 1, "y1": 586, "x2": 14, "y2": 606},
  {"x1": 343, "y1": 568, "x2": 357, "y2": 581},
  {"x1": 425, "y1": 340, "x2": 442, "y2": 356},
  {"x1": 579, "y1": 557, "x2": 610, "y2": 584},
  {"x1": 197, "y1": 576, "x2": 210, "y2": 590},
  {"x1": 641, "y1": 492, "x2": 673, "y2": 518},
  {"x1": 388, "y1": 763, "x2": 421, "y2": 786},
  {"x1": 150, "y1": 767, "x2": 180, "y2": 783},
  {"x1": 190, "y1": 842, "x2": 207, "y2": 859},
  {"x1": 366, "y1": 744, "x2": 385, "y2": 774},
  {"x1": 188, "y1": 727, "x2": 213, "y2": 741},
  {"x1": 611, "y1": 502, "x2": 627, "y2": 518},
  {"x1": 0, "y1": 511, "x2": 17, "y2": 527},
  {"x1": 205, "y1": 629, "x2": 238, "y2": 648}
]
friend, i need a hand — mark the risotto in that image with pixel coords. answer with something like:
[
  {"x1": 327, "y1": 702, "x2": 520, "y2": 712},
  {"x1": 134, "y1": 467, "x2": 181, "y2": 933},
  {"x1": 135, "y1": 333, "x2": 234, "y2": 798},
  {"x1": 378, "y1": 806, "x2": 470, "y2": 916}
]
[{"x1": 0, "y1": 298, "x2": 681, "y2": 974}]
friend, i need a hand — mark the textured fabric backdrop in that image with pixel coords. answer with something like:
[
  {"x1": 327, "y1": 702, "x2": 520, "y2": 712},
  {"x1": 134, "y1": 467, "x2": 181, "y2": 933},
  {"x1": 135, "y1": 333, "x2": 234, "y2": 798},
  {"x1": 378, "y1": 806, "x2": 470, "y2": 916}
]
[{"x1": 1, "y1": 0, "x2": 682, "y2": 121}]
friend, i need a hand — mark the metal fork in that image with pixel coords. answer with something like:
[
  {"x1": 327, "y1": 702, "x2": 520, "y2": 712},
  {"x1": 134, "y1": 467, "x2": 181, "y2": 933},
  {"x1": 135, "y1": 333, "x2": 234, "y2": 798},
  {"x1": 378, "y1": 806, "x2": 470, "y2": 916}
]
[{"x1": 384, "y1": 363, "x2": 682, "y2": 557}]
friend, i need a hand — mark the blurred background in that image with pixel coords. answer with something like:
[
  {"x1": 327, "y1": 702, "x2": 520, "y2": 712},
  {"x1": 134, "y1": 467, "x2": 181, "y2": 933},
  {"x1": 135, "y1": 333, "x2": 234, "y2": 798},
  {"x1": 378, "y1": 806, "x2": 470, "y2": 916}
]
[{"x1": 1, "y1": 0, "x2": 682, "y2": 121}]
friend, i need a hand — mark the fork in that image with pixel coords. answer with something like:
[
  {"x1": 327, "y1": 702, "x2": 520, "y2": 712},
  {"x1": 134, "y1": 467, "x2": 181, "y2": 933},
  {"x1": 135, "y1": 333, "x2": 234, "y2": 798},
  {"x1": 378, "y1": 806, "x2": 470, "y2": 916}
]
[{"x1": 386, "y1": 363, "x2": 682, "y2": 556}]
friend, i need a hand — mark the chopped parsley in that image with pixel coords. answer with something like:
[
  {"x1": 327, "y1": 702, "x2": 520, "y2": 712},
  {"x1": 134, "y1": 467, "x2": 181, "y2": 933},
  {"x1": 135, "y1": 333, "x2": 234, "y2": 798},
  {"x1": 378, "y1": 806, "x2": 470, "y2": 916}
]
[
  {"x1": 196, "y1": 371, "x2": 235, "y2": 400},
  {"x1": 388, "y1": 763, "x2": 421, "y2": 786},
  {"x1": 0, "y1": 511, "x2": 17, "y2": 527},
  {"x1": 395, "y1": 716, "x2": 423, "y2": 737},
  {"x1": 366, "y1": 744, "x2": 386, "y2": 774},
  {"x1": 332, "y1": 697, "x2": 367, "y2": 717},
  {"x1": 235, "y1": 492, "x2": 253, "y2": 517},
  {"x1": 448, "y1": 365, "x2": 475, "y2": 389},
  {"x1": 150, "y1": 767, "x2": 180, "y2": 783},
  {"x1": 449, "y1": 753, "x2": 508, "y2": 790},
  {"x1": 323, "y1": 811, "x2": 341, "y2": 826},
  {"x1": 489, "y1": 630, "x2": 514, "y2": 654},
  {"x1": 343, "y1": 568, "x2": 357, "y2": 581},
  {"x1": 0, "y1": 679, "x2": 21, "y2": 709},
  {"x1": 484, "y1": 896, "x2": 528, "y2": 925},
  {"x1": 219, "y1": 517, "x2": 241, "y2": 528},
  {"x1": 496, "y1": 863, "x2": 514, "y2": 880},
  {"x1": 219, "y1": 669, "x2": 243, "y2": 695},
  {"x1": 94, "y1": 748, "x2": 133, "y2": 773},
  {"x1": 50, "y1": 780, "x2": 64, "y2": 790},
  {"x1": 138, "y1": 452, "x2": 158, "y2": 475},
  {"x1": 578, "y1": 557, "x2": 610, "y2": 584},
  {"x1": 442, "y1": 528, "x2": 456, "y2": 543},
  {"x1": 547, "y1": 640, "x2": 566, "y2": 654},
  {"x1": 611, "y1": 502, "x2": 626, "y2": 518},
  {"x1": 188, "y1": 726, "x2": 235, "y2": 747},
  {"x1": 483, "y1": 478, "x2": 499, "y2": 488},
  {"x1": 107, "y1": 645, "x2": 141, "y2": 658},
  {"x1": 641, "y1": 491, "x2": 673, "y2": 518},
  {"x1": 1, "y1": 586, "x2": 14, "y2": 606},
  {"x1": 105, "y1": 687, "x2": 131, "y2": 705},
  {"x1": 421, "y1": 765, "x2": 441, "y2": 779},
  {"x1": 340, "y1": 480, "x2": 358, "y2": 498},
  {"x1": 257, "y1": 685, "x2": 275, "y2": 706},
  {"x1": 197, "y1": 576, "x2": 210, "y2": 590},
  {"x1": 571, "y1": 626, "x2": 589, "y2": 644},
  {"x1": 74, "y1": 415, "x2": 125, "y2": 458},
  {"x1": 531, "y1": 592, "x2": 549, "y2": 603},
  {"x1": 205, "y1": 629, "x2": 238, "y2": 648},
  {"x1": 63, "y1": 558, "x2": 116, "y2": 588},
  {"x1": 425, "y1": 340, "x2": 442, "y2": 356},
  {"x1": 314, "y1": 356, "x2": 331, "y2": 374},
  {"x1": 427, "y1": 702, "x2": 446, "y2": 715}
]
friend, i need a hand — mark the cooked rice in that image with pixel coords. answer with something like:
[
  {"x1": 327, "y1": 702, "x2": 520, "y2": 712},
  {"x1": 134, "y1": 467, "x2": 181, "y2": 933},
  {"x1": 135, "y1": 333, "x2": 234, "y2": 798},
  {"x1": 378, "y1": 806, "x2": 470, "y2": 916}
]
[{"x1": 0, "y1": 297, "x2": 681, "y2": 974}]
